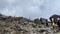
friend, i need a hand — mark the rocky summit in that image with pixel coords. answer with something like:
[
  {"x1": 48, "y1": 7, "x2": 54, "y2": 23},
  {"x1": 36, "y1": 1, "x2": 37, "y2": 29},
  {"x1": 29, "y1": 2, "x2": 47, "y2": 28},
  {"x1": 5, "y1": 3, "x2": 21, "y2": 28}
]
[{"x1": 0, "y1": 14, "x2": 60, "y2": 34}]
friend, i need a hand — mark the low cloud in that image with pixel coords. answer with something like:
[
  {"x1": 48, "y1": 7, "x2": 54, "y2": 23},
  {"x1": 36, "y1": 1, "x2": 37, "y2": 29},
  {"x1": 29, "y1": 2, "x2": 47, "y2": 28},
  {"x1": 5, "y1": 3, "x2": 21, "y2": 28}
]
[{"x1": 0, "y1": 0, "x2": 60, "y2": 19}]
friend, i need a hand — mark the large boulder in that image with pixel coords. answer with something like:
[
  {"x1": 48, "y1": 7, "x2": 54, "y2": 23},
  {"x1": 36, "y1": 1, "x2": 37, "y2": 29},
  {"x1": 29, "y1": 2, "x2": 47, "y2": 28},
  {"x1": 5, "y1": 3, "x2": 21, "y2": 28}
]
[
  {"x1": 49, "y1": 14, "x2": 60, "y2": 27},
  {"x1": 40, "y1": 18, "x2": 48, "y2": 24},
  {"x1": 49, "y1": 14, "x2": 60, "y2": 23},
  {"x1": 34, "y1": 18, "x2": 40, "y2": 25}
]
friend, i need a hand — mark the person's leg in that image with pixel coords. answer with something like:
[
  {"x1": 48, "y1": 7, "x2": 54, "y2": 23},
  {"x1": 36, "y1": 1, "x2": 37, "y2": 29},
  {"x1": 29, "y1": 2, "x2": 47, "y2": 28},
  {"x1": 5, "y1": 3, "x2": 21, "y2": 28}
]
[{"x1": 52, "y1": 26, "x2": 54, "y2": 31}]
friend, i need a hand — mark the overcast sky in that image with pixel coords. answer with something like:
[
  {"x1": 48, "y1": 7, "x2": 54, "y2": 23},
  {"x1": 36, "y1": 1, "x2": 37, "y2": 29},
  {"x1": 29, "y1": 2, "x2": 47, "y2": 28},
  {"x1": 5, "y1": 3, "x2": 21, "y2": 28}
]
[{"x1": 0, "y1": 0, "x2": 60, "y2": 19}]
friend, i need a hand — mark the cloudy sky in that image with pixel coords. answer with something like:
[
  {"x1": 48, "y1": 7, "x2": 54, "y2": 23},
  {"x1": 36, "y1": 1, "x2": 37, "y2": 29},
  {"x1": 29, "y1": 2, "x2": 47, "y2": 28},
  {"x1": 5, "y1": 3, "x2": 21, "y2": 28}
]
[{"x1": 0, "y1": 0, "x2": 60, "y2": 19}]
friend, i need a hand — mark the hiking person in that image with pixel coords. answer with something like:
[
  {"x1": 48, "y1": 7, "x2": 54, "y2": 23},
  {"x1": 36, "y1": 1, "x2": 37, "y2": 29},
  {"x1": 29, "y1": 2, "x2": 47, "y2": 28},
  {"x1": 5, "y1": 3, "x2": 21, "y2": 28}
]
[
  {"x1": 52, "y1": 21, "x2": 55, "y2": 29},
  {"x1": 46, "y1": 19, "x2": 49, "y2": 27},
  {"x1": 51, "y1": 18, "x2": 55, "y2": 29}
]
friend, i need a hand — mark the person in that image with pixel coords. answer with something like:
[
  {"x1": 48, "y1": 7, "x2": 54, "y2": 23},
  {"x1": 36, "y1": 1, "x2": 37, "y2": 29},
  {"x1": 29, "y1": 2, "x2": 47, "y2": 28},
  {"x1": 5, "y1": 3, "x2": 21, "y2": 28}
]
[
  {"x1": 52, "y1": 21, "x2": 55, "y2": 29},
  {"x1": 51, "y1": 18, "x2": 55, "y2": 30},
  {"x1": 46, "y1": 19, "x2": 49, "y2": 27}
]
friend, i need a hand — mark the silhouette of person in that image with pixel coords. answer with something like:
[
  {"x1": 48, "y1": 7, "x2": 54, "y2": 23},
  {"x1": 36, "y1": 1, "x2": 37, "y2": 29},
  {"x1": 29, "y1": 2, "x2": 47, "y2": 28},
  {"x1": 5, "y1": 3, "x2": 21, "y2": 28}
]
[{"x1": 46, "y1": 19, "x2": 49, "y2": 27}]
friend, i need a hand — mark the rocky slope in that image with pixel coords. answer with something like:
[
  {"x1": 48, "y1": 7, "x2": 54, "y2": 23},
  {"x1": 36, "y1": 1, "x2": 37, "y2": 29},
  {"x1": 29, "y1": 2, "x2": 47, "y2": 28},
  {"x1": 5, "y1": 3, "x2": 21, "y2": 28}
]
[{"x1": 0, "y1": 14, "x2": 60, "y2": 34}]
